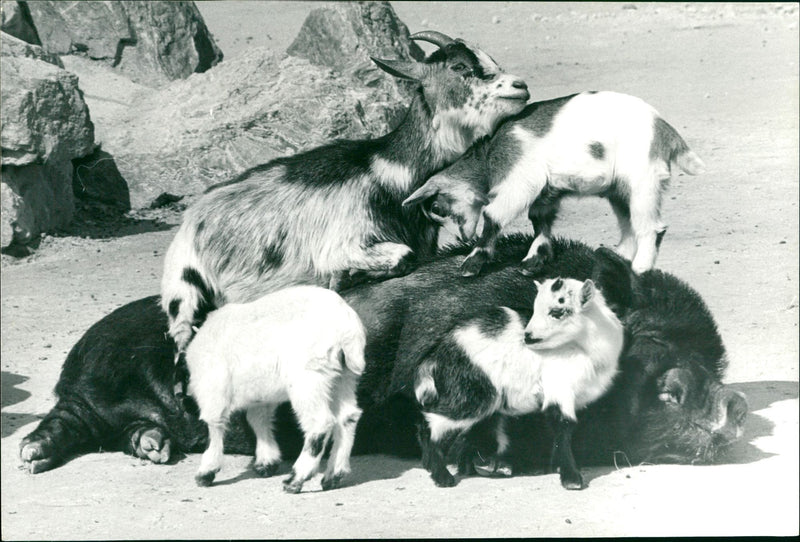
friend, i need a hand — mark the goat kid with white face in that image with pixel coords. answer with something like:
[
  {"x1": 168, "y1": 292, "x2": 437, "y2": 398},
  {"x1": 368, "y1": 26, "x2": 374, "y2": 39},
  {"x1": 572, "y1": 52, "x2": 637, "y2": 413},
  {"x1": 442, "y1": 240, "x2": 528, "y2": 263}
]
[
  {"x1": 161, "y1": 31, "x2": 530, "y2": 355},
  {"x1": 403, "y1": 91, "x2": 705, "y2": 276},
  {"x1": 413, "y1": 276, "x2": 623, "y2": 489}
]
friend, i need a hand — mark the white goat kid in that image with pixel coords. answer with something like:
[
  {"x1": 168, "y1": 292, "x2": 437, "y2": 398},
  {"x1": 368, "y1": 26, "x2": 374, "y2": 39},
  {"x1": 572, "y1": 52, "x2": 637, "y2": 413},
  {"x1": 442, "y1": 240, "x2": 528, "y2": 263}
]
[
  {"x1": 414, "y1": 277, "x2": 623, "y2": 489},
  {"x1": 403, "y1": 91, "x2": 705, "y2": 276},
  {"x1": 187, "y1": 286, "x2": 366, "y2": 493},
  {"x1": 161, "y1": 31, "x2": 529, "y2": 355}
]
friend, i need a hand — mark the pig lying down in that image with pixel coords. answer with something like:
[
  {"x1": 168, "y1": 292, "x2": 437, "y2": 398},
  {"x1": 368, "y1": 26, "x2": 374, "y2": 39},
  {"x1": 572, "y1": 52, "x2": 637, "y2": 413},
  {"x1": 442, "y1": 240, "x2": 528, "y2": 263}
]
[
  {"x1": 403, "y1": 91, "x2": 705, "y2": 276},
  {"x1": 20, "y1": 236, "x2": 747, "y2": 483}
]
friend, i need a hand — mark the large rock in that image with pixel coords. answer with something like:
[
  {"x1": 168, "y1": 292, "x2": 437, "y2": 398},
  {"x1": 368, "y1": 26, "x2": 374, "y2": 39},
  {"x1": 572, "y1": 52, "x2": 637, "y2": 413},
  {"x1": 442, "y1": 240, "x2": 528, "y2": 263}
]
[
  {"x1": 74, "y1": 48, "x2": 409, "y2": 208},
  {"x1": 0, "y1": 0, "x2": 39, "y2": 45},
  {"x1": 1, "y1": 55, "x2": 94, "y2": 166},
  {"x1": 1, "y1": 162, "x2": 74, "y2": 247},
  {"x1": 1, "y1": 35, "x2": 95, "y2": 249},
  {"x1": 0, "y1": 30, "x2": 62, "y2": 67},
  {"x1": 24, "y1": 0, "x2": 223, "y2": 87},
  {"x1": 287, "y1": 1, "x2": 424, "y2": 93}
]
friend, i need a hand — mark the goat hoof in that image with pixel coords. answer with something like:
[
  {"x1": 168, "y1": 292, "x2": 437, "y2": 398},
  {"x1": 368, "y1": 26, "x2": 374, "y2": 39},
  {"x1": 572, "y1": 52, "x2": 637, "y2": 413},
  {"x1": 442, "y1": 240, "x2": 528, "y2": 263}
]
[
  {"x1": 195, "y1": 471, "x2": 216, "y2": 487},
  {"x1": 518, "y1": 257, "x2": 545, "y2": 276},
  {"x1": 321, "y1": 473, "x2": 344, "y2": 491},
  {"x1": 283, "y1": 480, "x2": 304, "y2": 494},
  {"x1": 432, "y1": 470, "x2": 457, "y2": 488},
  {"x1": 560, "y1": 472, "x2": 585, "y2": 490},
  {"x1": 253, "y1": 460, "x2": 280, "y2": 477},
  {"x1": 473, "y1": 458, "x2": 513, "y2": 478},
  {"x1": 460, "y1": 256, "x2": 485, "y2": 277}
]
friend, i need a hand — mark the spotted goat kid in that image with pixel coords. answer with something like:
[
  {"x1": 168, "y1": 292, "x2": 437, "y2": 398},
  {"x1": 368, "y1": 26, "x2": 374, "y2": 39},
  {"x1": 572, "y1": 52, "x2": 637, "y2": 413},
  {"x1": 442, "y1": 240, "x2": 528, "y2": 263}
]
[
  {"x1": 161, "y1": 31, "x2": 529, "y2": 355},
  {"x1": 412, "y1": 276, "x2": 623, "y2": 489},
  {"x1": 402, "y1": 91, "x2": 705, "y2": 276}
]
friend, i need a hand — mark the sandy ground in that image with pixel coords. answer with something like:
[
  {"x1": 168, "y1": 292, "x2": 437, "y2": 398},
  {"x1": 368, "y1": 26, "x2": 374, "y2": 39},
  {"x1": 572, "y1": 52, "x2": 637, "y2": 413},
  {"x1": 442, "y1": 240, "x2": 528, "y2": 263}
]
[{"x1": 1, "y1": 2, "x2": 798, "y2": 538}]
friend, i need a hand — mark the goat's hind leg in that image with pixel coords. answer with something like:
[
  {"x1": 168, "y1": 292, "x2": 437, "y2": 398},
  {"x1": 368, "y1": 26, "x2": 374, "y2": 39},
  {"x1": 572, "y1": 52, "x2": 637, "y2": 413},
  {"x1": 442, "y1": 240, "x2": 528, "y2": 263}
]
[
  {"x1": 246, "y1": 404, "x2": 282, "y2": 477},
  {"x1": 321, "y1": 371, "x2": 362, "y2": 491},
  {"x1": 333, "y1": 242, "x2": 416, "y2": 290},
  {"x1": 520, "y1": 199, "x2": 560, "y2": 276},
  {"x1": 284, "y1": 373, "x2": 336, "y2": 493}
]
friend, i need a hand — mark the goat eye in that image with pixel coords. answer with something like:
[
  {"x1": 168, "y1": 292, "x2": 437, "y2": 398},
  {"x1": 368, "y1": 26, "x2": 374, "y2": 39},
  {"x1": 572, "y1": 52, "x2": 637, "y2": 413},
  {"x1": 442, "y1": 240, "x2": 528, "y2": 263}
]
[
  {"x1": 450, "y1": 63, "x2": 469, "y2": 74},
  {"x1": 430, "y1": 202, "x2": 443, "y2": 216}
]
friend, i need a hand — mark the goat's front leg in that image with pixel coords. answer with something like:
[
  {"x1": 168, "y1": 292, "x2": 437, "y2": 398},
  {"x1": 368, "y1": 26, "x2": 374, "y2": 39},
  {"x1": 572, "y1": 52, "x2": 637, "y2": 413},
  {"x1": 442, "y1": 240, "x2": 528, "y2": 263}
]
[
  {"x1": 417, "y1": 418, "x2": 463, "y2": 488},
  {"x1": 462, "y1": 176, "x2": 543, "y2": 277},
  {"x1": 460, "y1": 211, "x2": 501, "y2": 276},
  {"x1": 520, "y1": 201, "x2": 560, "y2": 275},
  {"x1": 545, "y1": 405, "x2": 585, "y2": 490},
  {"x1": 332, "y1": 242, "x2": 416, "y2": 290}
]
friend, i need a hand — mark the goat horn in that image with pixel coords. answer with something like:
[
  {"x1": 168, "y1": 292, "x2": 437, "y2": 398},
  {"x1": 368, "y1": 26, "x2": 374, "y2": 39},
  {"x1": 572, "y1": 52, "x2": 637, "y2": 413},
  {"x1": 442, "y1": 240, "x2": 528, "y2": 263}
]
[{"x1": 410, "y1": 31, "x2": 456, "y2": 48}]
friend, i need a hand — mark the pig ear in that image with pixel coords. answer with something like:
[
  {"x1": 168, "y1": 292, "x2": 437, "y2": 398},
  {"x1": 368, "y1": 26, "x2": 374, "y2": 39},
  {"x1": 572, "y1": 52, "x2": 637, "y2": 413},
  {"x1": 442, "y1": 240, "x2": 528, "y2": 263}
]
[
  {"x1": 580, "y1": 279, "x2": 595, "y2": 306},
  {"x1": 592, "y1": 247, "x2": 635, "y2": 317},
  {"x1": 403, "y1": 181, "x2": 440, "y2": 207},
  {"x1": 371, "y1": 57, "x2": 426, "y2": 81}
]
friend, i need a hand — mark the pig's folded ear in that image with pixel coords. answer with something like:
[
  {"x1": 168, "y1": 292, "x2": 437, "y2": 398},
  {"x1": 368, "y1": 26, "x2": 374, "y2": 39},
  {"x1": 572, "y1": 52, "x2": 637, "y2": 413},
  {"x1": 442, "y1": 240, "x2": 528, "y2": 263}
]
[
  {"x1": 591, "y1": 247, "x2": 635, "y2": 318},
  {"x1": 402, "y1": 181, "x2": 440, "y2": 207}
]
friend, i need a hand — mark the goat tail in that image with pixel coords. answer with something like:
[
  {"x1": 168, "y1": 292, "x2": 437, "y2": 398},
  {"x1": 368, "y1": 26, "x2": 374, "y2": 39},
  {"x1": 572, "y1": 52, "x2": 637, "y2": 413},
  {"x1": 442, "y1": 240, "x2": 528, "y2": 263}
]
[
  {"x1": 340, "y1": 312, "x2": 367, "y2": 375},
  {"x1": 414, "y1": 360, "x2": 439, "y2": 407},
  {"x1": 652, "y1": 116, "x2": 706, "y2": 176},
  {"x1": 160, "y1": 222, "x2": 220, "y2": 353}
]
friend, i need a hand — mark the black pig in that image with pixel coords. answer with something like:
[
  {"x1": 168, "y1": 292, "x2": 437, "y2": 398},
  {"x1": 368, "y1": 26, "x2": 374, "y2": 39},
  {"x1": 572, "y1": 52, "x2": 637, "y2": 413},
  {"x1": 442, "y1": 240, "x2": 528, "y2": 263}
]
[{"x1": 19, "y1": 236, "x2": 747, "y2": 476}]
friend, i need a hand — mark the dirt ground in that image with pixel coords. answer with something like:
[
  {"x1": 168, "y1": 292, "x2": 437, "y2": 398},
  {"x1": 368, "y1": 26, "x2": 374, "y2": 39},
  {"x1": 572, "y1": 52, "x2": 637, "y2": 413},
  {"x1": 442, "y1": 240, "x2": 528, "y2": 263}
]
[{"x1": 1, "y1": 2, "x2": 798, "y2": 538}]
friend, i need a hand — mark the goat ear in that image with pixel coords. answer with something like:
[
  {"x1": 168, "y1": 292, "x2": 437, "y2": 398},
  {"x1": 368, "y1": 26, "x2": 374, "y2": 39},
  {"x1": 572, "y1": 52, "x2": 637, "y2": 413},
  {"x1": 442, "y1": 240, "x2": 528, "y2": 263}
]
[
  {"x1": 534, "y1": 280, "x2": 543, "y2": 290},
  {"x1": 371, "y1": 57, "x2": 425, "y2": 81},
  {"x1": 471, "y1": 191, "x2": 489, "y2": 206},
  {"x1": 580, "y1": 279, "x2": 595, "y2": 306},
  {"x1": 403, "y1": 181, "x2": 440, "y2": 207}
]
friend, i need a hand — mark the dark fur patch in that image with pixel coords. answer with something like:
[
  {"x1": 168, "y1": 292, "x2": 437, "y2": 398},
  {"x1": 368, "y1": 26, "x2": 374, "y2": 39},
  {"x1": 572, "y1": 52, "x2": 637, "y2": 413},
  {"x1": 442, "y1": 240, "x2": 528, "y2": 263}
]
[
  {"x1": 589, "y1": 142, "x2": 605, "y2": 160},
  {"x1": 307, "y1": 433, "x2": 327, "y2": 457},
  {"x1": 181, "y1": 267, "x2": 216, "y2": 327},
  {"x1": 475, "y1": 306, "x2": 513, "y2": 338},
  {"x1": 167, "y1": 298, "x2": 181, "y2": 319},
  {"x1": 551, "y1": 278, "x2": 564, "y2": 292},
  {"x1": 259, "y1": 228, "x2": 286, "y2": 274},
  {"x1": 514, "y1": 94, "x2": 577, "y2": 137}
]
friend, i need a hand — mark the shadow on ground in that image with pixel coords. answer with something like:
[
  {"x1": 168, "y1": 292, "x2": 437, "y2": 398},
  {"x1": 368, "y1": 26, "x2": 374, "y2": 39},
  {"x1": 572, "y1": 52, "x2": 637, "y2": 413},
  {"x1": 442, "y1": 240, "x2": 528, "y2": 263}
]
[{"x1": 1, "y1": 371, "x2": 40, "y2": 438}]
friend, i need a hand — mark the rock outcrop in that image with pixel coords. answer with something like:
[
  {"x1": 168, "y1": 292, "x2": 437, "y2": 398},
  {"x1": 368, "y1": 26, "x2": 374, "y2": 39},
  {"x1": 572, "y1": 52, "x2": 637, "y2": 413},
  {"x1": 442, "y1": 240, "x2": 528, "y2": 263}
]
[
  {"x1": 77, "y1": 48, "x2": 411, "y2": 208},
  {"x1": 23, "y1": 0, "x2": 223, "y2": 87},
  {"x1": 1, "y1": 33, "x2": 95, "y2": 248},
  {"x1": 287, "y1": 1, "x2": 424, "y2": 93}
]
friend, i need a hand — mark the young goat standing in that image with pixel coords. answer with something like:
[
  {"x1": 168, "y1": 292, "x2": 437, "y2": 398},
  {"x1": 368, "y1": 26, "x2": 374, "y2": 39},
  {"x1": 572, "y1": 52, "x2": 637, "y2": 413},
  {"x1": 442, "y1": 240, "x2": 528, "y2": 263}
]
[
  {"x1": 402, "y1": 91, "x2": 705, "y2": 276},
  {"x1": 186, "y1": 286, "x2": 366, "y2": 493},
  {"x1": 412, "y1": 277, "x2": 623, "y2": 489},
  {"x1": 161, "y1": 31, "x2": 529, "y2": 354}
]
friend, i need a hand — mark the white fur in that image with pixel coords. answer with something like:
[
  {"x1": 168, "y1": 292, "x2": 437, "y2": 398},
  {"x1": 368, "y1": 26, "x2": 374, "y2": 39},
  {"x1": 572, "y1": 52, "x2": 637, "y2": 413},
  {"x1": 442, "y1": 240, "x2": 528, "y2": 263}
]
[
  {"x1": 453, "y1": 280, "x2": 623, "y2": 423},
  {"x1": 187, "y1": 285, "x2": 365, "y2": 492},
  {"x1": 410, "y1": 91, "x2": 705, "y2": 273}
]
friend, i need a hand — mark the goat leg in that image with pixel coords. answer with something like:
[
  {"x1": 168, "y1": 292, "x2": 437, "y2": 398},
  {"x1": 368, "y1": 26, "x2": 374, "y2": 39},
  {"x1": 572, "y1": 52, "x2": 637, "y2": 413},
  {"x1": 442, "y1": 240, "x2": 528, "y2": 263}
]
[{"x1": 546, "y1": 406, "x2": 585, "y2": 490}]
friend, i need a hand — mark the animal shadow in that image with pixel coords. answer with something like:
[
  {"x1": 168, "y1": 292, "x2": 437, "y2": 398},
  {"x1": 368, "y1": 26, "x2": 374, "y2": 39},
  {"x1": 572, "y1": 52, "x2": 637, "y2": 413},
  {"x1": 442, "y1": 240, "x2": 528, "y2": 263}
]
[
  {"x1": 1, "y1": 371, "x2": 40, "y2": 438},
  {"x1": 720, "y1": 380, "x2": 798, "y2": 465}
]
